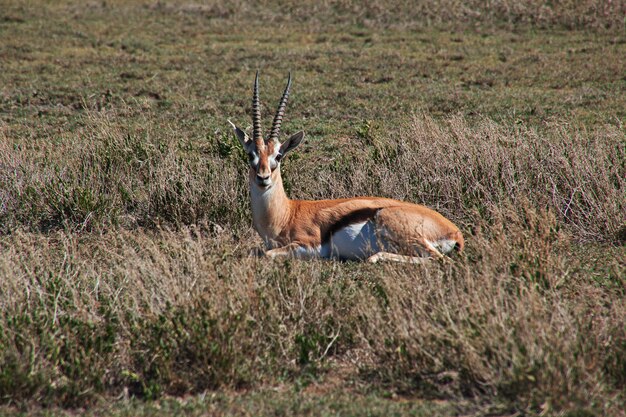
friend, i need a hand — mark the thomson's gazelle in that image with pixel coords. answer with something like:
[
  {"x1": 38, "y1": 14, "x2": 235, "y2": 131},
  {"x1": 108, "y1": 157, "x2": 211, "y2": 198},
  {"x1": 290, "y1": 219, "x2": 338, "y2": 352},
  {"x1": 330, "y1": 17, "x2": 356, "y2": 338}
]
[{"x1": 229, "y1": 72, "x2": 464, "y2": 263}]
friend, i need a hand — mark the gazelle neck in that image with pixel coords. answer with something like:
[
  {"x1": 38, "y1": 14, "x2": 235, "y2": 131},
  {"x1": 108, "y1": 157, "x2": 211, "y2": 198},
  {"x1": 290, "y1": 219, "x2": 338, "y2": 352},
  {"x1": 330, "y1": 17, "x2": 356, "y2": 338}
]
[{"x1": 249, "y1": 168, "x2": 291, "y2": 248}]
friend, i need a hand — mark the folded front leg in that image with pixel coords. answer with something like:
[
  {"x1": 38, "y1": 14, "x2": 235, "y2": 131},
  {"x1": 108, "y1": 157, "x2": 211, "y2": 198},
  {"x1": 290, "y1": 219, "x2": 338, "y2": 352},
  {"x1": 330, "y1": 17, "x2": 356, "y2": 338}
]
[{"x1": 264, "y1": 243, "x2": 321, "y2": 260}]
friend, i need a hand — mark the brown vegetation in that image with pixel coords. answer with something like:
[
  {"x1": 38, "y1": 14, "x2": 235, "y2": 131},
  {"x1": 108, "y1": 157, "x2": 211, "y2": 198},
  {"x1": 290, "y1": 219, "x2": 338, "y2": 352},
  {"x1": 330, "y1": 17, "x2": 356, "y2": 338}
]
[{"x1": 1, "y1": 112, "x2": 624, "y2": 415}]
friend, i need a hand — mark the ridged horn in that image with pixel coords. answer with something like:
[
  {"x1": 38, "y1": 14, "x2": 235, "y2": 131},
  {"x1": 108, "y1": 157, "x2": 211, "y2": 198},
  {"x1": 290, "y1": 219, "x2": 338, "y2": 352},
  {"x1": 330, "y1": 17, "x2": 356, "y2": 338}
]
[
  {"x1": 252, "y1": 71, "x2": 263, "y2": 147},
  {"x1": 268, "y1": 72, "x2": 291, "y2": 144}
]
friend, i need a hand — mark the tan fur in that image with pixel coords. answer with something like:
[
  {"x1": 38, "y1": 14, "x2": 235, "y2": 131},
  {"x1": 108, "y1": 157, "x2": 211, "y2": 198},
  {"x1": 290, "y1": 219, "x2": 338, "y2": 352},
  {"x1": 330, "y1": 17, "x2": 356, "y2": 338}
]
[
  {"x1": 232, "y1": 73, "x2": 464, "y2": 261},
  {"x1": 249, "y1": 167, "x2": 464, "y2": 258}
]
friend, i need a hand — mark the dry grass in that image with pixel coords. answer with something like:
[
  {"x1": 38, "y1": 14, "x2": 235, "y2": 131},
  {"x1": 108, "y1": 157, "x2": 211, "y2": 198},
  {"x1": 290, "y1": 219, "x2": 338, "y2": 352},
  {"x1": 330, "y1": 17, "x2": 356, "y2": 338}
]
[
  {"x1": 1, "y1": 113, "x2": 624, "y2": 415},
  {"x1": 2, "y1": 112, "x2": 623, "y2": 242},
  {"x1": 0, "y1": 111, "x2": 249, "y2": 233},
  {"x1": 299, "y1": 114, "x2": 625, "y2": 244}
]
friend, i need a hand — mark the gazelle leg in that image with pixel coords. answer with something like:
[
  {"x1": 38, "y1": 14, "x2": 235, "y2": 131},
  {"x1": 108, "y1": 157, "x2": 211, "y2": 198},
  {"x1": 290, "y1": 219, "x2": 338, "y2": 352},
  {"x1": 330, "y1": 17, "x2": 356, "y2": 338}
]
[
  {"x1": 264, "y1": 244, "x2": 319, "y2": 260},
  {"x1": 418, "y1": 238, "x2": 445, "y2": 259},
  {"x1": 367, "y1": 252, "x2": 429, "y2": 264},
  {"x1": 264, "y1": 245, "x2": 294, "y2": 259}
]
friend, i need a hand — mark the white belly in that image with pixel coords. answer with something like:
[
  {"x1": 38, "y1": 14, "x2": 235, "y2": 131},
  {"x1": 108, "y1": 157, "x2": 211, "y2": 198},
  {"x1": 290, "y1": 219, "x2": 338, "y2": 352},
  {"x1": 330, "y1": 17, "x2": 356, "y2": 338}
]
[{"x1": 324, "y1": 221, "x2": 384, "y2": 260}]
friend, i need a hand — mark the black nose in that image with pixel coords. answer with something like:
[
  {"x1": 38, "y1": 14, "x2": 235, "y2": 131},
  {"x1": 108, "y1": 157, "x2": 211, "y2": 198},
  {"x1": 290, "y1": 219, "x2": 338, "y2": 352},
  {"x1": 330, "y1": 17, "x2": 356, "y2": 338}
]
[{"x1": 256, "y1": 174, "x2": 270, "y2": 181}]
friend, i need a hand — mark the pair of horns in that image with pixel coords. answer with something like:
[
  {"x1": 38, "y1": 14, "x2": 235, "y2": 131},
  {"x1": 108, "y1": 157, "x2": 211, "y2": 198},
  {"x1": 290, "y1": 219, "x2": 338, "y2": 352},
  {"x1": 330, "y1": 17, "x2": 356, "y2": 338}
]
[{"x1": 252, "y1": 71, "x2": 291, "y2": 145}]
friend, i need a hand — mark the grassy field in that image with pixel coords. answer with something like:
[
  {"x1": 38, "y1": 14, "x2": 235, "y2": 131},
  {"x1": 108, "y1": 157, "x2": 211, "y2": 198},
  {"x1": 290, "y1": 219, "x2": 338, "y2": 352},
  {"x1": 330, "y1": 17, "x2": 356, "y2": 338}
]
[{"x1": 1, "y1": 1, "x2": 625, "y2": 416}]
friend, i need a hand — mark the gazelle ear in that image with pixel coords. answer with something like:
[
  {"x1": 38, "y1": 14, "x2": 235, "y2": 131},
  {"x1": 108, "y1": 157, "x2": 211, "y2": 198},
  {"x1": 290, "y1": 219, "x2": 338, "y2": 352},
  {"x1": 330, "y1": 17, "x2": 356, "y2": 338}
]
[
  {"x1": 277, "y1": 131, "x2": 304, "y2": 161},
  {"x1": 228, "y1": 120, "x2": 252, "y2": 151}
]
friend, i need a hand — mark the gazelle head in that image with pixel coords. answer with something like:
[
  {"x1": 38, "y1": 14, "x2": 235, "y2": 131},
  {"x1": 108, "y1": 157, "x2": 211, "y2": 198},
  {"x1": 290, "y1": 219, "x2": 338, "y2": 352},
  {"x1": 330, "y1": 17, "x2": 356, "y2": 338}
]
[{"x1": 229, "y1": 72, "x2": 305, "y2": 190}]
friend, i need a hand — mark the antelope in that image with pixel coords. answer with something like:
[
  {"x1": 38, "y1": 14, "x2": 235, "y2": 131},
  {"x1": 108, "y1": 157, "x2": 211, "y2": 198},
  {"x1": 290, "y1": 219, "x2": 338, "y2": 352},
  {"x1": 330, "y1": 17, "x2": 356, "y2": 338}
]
[{"x1": 228, "y1": 72, "x2": 464, "y2": 263}]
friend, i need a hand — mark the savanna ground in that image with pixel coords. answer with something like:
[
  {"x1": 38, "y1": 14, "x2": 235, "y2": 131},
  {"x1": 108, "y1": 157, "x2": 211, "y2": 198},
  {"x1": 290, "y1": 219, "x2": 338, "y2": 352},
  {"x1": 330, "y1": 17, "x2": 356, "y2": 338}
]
[{"x1": 1, "y1": 1, "x2": 625, "y2": 416}]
